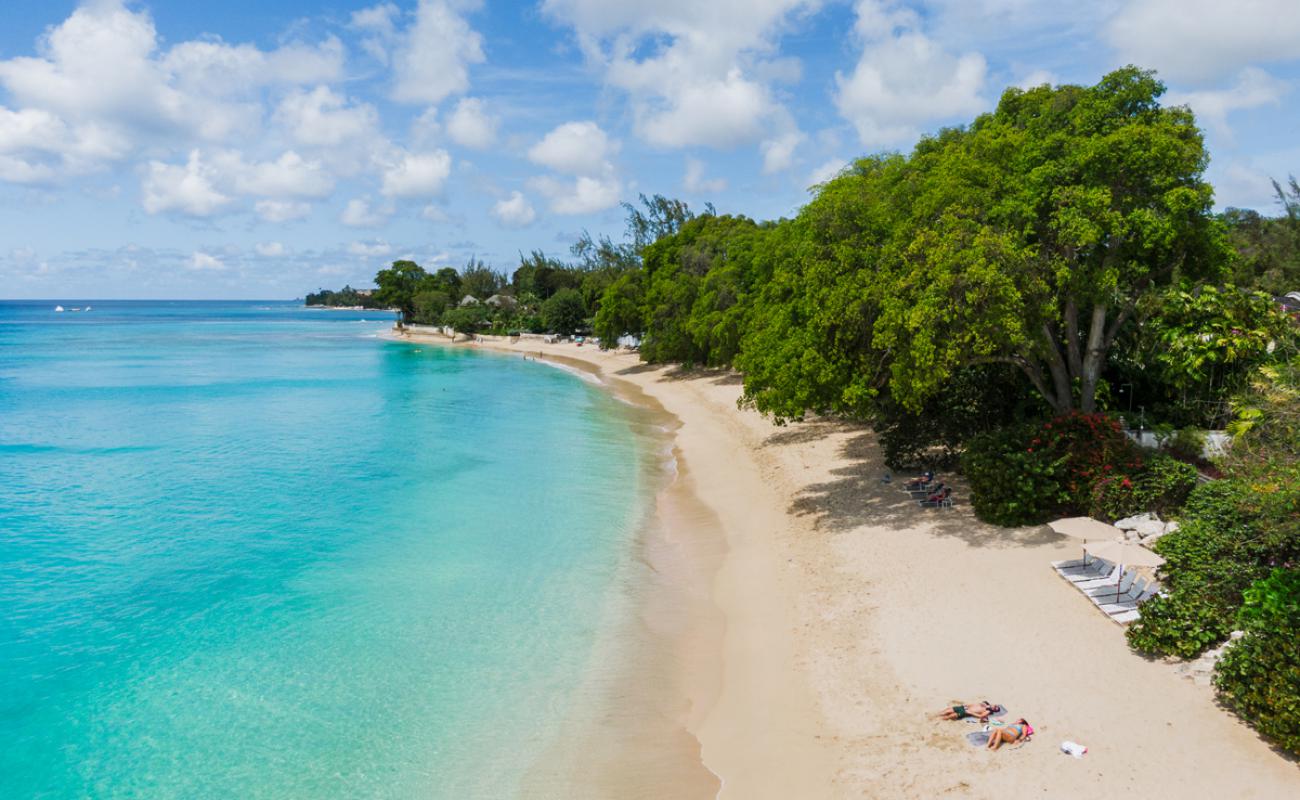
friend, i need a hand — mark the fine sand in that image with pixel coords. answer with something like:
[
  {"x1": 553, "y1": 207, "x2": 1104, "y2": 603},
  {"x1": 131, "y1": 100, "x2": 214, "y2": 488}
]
[{"x1": 400, "y1": 329, "x2": 1300, "y2": 799}]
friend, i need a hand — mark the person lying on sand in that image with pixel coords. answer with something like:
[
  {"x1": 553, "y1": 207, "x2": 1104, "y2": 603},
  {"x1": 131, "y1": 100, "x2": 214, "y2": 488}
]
[
  {"x1": 986, "y1": 719, "x2": 1033, "y2": 750},
  {"x1": 934, "y1": 701, "x2": 1002, "y2": 721}
]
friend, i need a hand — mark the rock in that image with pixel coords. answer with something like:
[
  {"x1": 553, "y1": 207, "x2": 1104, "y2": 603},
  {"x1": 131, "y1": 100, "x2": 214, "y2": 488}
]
[
  {"x1": 1134, "y1": 519, "x2": 1166, "y2": 538},
  {"x1": 1164, "y1": 520, "x2": 1180, "y2": 535},
  {"x1": 1115, "y1": 513, "x2": 1155, "y2": 530}
]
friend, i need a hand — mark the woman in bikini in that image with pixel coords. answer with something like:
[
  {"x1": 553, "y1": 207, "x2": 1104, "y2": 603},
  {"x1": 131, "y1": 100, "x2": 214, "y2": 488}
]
[
  {"x1": 933, "y1": 701, "x2": 1001, "y2": 722},
  {"x1": 986, "y1": 718, "x2": 1033, "y2": 750}
]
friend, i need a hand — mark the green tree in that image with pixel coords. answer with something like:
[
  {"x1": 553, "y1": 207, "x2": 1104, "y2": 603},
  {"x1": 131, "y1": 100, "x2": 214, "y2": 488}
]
[
  {"x1": 875, "y1": 67, "x2": 1228, "y2": 414},
  {"x1": 442, "y1": 304, "x2": 488, "y2": 336},
  {"x1": 460, "y1": 258, "x2": 505, "y2": 299},
  {"x1": 374, "y1": 260, "x2": 429, "y2": 323},
  {"x1": 412, "y1": 290, "x2": 450, "y2": 324},
  {"x1": 541, "y1": 288, "x2": 587, "y2": 335},
  {"x1": 593, "y1": 271, "x2": 644, "y2": 348}
]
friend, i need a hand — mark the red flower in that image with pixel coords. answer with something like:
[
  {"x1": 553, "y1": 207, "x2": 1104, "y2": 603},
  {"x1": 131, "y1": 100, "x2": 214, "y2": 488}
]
[{"x1": 1120, "y1": 478, "x2": 1132, "y2": 488}]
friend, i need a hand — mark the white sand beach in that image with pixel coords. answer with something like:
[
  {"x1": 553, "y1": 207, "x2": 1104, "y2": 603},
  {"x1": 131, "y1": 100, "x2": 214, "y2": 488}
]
[{"x1": 402, "y1": 330, "x2": 1300, "y2": 799}]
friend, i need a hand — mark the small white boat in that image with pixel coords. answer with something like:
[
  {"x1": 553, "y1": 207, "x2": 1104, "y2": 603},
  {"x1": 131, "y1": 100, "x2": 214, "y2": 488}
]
[
  {"x1": 54, "y1": 305, "x2": 64, "y2": 312},
  {"x1": 84, "y1": 305, "x2": 92, "y2": 311}
]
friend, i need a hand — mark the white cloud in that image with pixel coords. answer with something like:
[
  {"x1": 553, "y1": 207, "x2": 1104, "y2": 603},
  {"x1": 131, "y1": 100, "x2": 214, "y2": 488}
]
[
  {"x1": 162, "y1": 37, "x2": 344, "y2": 94},
  {"x1": 274, "y1": 87, "x2": 381, "y2": 150},
  {"x1": 142, "y1": 151, "x2": 230, "y2": 216},
  {"x1": 1166, "y1": 68, "x2": 1287, "y2": 140},
  {"x1": 445, "y1": 97, "x2": 497, "y2": 149},
  {"x1": 341, "y1": 196, "x2": 392, "y2": 228},
  {"x1": 683, "y1": 157, "x2": 727, "y2": 193},
  {"x1": 491, "y1": 191, "x2": 537, "y2": 227},
  {"x1": 1107, "y1": 0, "x2": 1300, "y2": 84},
  {"x1": 0, "y1": 0, "x2": 346, "y2": 180},
  {"x1": 760, "y1": 130, "x2": 803, "y2": 174},
  {"x1": 421, "y1": 204, "x2": 451, "y2": 222},
  {"x1": 527, "y1": 121, "x2": 621, "y2": 214},
  {"x1": 255, "y1": 241, "x2": 286, "y2": 257},
  {"x1": 390, "y1": 0, "x2": 486, "y2": 104},
  {"x1": 637, "y1": 70, "x2": 773, "y2": 148},
  {"x1": 379, "y1": 149, "x2": 453, "y2": 197},
  {"x1": 189, "y1": 251, "x2": 226, "y2": 271},
  {"x1": 348, "y1": 240, "x2": 393, "y2": 256},
  {"x1": 835, "y1": 1, "x2": 987, "y2": 146},
  {"x1": 528, "y1": 121, "x2": 616, "y2": 175},
  {"x1": 530, "y1": 174, "x2": 622, "y2": 215},
  {"x1": 543, "y1": 0, "x2": 811, "y2": 151},
  {"x1": 808, "y1": 157, "x2": 848, "y2": 186},
  {"x1": 255, "y1": 199, "x2": 312, "y2": 222},
  {"x1": 210, "y1": 150, "x2": 335, "y2": 198}
]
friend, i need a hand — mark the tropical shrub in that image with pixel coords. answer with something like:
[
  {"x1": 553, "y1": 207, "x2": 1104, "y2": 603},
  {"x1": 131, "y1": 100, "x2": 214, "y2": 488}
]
[
  {"x1": 962, "y1": 412, "x2": 1147, "y2": 526},
  {"x1": 1214, "y1": 569, "x2": 1300, "y2": 756},
  {"x1": 1127, "y1": 479, "x2": 1300, "y2": 657},
  {"x1": 962, "y1": 423, "x2": 1068, "y2": 526},
  {"x1": 1089, "y1": 454, "x2": 1198, "y2": 522}
]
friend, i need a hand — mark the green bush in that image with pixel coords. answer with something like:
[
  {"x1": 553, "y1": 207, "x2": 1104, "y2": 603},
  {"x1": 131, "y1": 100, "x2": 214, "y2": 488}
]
[
  {"x1": 1089, "y1": 454, "x2": 1198, "y2": 521},
  {"x1": 1127, "y1": 479, "x2": 1300, "y2": 657},
  {"x1": 962, "y1": 422, "x2": 1068, "y2": 526},
  {"x1": 1214, "y1": 569, "x2": 1300, "y2": 756},
  {"x1": 962, "y1": 412, "x2": 1148, "y2": 527}
]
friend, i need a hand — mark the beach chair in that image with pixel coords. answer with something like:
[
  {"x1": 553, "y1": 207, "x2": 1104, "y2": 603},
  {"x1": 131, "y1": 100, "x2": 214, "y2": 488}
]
[
  {"x1": 1057, "y1": 559, "x2": 1115, "y2": 581},
  {"x1": 1052, "y1": 558, "x2": 1091, "y2": 570},
  {"x1": 1083, "y1": 569, "x2": 1137, "y2": 598},
  {"x1": 1100, "y1": 583, "x2": 1159, "y2": 616},
  {"x1": 907, "y1": 482, "x2": 941, "y2": 498},
  {"x1": 1075, "y1": 567, "x2": 1137, "y2": 593},
  {"x1": 903, "y1": 472, "x2": 935, "y2": 492},
  {"x1": 919, "y1": 487, "x2": 953, "y2": 508},
  {"x1": 1067, "y1": 565, "x2": 1122, "y2": 588},
  {"x1": 1056, "y1": 556, "x2": 1112, "y2": 576}
]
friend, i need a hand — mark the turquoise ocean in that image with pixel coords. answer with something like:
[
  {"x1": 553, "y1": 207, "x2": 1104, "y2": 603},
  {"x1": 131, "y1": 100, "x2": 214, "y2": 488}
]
[{"x1": 0, "y1": 300, "x2": 658, "y2": 798}]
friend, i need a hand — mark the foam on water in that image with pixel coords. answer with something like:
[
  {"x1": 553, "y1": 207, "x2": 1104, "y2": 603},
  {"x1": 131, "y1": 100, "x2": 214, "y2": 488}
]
[{"x1": 0, "y1": 300, "x2": 655, "y2": 798}]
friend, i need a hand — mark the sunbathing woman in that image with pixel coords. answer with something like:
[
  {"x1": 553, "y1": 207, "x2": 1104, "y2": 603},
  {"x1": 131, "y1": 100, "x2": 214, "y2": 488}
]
[
  {"x1": 933, "y1": 701, "x2": 1001, "y2": 722},
  {"x1": 986, "y1": 718, "x2": 1033, "y2": 750}
]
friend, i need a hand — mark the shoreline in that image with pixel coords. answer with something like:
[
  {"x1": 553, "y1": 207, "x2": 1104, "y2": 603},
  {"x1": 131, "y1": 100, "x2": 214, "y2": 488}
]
[{"x1": 395, "y1": 328, "x2": 1300, "y2": 798}]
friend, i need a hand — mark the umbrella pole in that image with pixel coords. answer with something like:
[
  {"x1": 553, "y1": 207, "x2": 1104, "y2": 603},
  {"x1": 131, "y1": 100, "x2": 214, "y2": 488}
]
[{"x1": 1115, "y1": 562, "x2": 1124, "y2": 603}]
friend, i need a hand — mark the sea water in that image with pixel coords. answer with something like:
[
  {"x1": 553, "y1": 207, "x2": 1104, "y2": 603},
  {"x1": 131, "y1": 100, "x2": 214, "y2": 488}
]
[{"x1": 0, "y1": 301, "x2": 655, "y2": 798}]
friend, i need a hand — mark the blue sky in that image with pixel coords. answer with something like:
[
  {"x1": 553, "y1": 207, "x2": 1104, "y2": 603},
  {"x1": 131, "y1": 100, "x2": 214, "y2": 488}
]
[{"x1": 2, "y1": 0, "x2": 1298, "y2": 299}]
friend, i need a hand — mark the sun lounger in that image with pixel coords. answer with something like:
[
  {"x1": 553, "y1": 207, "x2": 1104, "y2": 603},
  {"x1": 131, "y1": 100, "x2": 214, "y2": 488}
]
[
  {"x1": 1100, "y1": 584, "x2": 1159, "y2": 616},
  {"x1": 1061, "y1": 561, "x2": 1118, "y2": 584},
  {"x1": 919, "y1": 487, "x2": 953, "y2": 508},
  {"x1": 1056, "y1": 558, "x2": 1112, "y2": 577},
  {"x1": 1075, "y1": 567, "x2": 1137, "y2": 593},
  {"x1": 1083, "y1": 569, "x2": 1137, "y2": 598},
  {"x1": 1052, "y1": 558, "x2": 1094, "y2": 570}
]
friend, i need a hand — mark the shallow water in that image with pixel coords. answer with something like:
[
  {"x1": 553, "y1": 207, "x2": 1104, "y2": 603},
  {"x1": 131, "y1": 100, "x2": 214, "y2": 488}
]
[{"x1": 0, "y1": 301, "x2": 654, "y2": 798}]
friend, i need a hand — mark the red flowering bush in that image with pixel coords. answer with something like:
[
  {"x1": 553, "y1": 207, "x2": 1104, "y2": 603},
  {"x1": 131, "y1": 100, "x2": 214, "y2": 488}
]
[{"x1": 964, "y1": 411, "x2": 1173, "y2": 526}]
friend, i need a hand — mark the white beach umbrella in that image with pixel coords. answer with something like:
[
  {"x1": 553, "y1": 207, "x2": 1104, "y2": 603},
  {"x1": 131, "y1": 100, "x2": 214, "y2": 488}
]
[
  {"x1": 1048, "y1": 517, "x2": 1121, "y2": 565},
  {"x1": 1084, "y1": 539, "x2": 1165, "y2": 603}
]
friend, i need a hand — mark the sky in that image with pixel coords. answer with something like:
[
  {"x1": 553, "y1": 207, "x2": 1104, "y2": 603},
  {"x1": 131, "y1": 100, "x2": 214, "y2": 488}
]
[{"x1": 1, "y1": 0, "x2": 1298, "y2": 299}]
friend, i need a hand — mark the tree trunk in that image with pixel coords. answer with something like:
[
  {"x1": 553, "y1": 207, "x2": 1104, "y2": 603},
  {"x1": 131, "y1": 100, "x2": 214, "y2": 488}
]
[{"x1": 1078, "y1": 304, "x2": 1108, "y2": 412}]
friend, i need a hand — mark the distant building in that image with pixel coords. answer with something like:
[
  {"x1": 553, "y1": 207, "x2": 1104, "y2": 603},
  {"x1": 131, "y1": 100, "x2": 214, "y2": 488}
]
[
  {"x1": 485, "y1": 294, "x2": 517, "y2": 309},
  {"x1": 459, "y1": 294, "x2": 480, "y2": 307}
]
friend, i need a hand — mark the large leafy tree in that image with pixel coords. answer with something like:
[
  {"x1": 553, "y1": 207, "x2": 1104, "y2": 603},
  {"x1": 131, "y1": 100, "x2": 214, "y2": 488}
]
[
  {"x1": 876, "y1": 67, "x2": 1229, "y2": 413},
  {"x1": 373, "y1": 260, "x2": 429, "y2": 323}
]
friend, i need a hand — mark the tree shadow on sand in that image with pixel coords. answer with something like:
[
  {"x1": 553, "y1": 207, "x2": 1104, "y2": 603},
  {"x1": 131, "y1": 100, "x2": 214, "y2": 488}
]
[
  {"x1": 782, "y1": 427, "x2": 1060, "y2": 550},
  {"x1": 614, "y1": 362, "x2": 742, "y2": 386}
]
